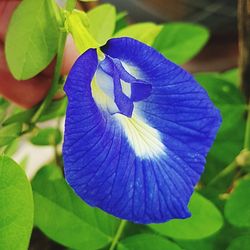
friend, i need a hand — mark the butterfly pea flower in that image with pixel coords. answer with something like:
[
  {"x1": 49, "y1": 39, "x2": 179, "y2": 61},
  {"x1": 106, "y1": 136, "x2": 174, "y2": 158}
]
[{"x1": 63, "y1": 37, "x2": 221, "y2": 224}]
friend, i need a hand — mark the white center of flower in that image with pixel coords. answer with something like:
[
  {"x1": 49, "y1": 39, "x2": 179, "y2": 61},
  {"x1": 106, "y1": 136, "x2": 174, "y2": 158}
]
[{"x1": 115, "y1": 113, "x2": 166, "y2": 159}]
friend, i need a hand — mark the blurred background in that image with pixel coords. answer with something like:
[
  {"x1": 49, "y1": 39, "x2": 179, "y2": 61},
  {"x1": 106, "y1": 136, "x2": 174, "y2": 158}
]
[
  {"x1": 2, "y1": 1, "x2": 248, "y2": 250},
  {"x1": 12, "y1": 0, "x2": 239, "y2": 186},
  {"x1": 100, "y1": 0, "x2": 238, "y2": 73}
]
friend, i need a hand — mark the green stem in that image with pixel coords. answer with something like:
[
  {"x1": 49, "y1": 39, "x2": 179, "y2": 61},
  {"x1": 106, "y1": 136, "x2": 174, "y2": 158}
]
[
  {"x1": 31, "y1": 32, "x2": 65, "y2": 123},
  {"x1": 54, "y1": 118, "x2": 62, "y2": 165},
  {"x1": 109, "y1": 220, "x2": 127, "y2": 250},
  {"x1": 31, "y1": 0, "x2": 77, "y2": 123},
  {"x1": 208, "y1": 160, "x2": 238, "y2": 186}
]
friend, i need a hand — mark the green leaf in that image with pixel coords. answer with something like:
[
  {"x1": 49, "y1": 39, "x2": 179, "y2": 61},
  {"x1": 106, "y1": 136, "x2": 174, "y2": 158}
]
[
  {"x1": 36, "y1": 164, "x2": 63, "y2": 180},
  {"x1": 149, "y1": 192, "x2": 223, "y2": 240},
  {"x1": 0, "y1": 156, "x2": 33, "y2": 250},
  {"x1": 3, "y1": 98, "x2": 67, "y2": 126},
  {"x1": 4, "y1": 139, "x2": 20, "y2": 157},
  {"x1": 118, "y1": 234, "x2": 182, "y2": 250},
  {"x1": 177, "y1": 239, "x2": 215, "y2": 250},
  {"x1": 114, "y1": 22, "x2": 162, "y2": 46},
  {"x1": 39, "y1": 98, "x2": 67, "y2": 122},
  {"x1": 32, "y1": 165, "x2": 119, "y2": 250},
  {"x1": 115, "y1": 11, "x2": 128, "y2": 33},
  {"x1": 19, "y1": 156, "x2": 29, "y2": 170},
  {"x1": 0, "y1": 123, "x2": 22, "y2": 147},
  {"x1": 3, "y1": 108, "x2": 36, "y2": 126},
  {"x1": 178, "y1": 220, "x2": 250, "y2": 250},
  {"x1": 220, "y1": 69, "x2": 239, "y2": 86},
  {"x1": 195, "y1": 74, "x2": 246, "y2": 185},
  {"x1": 0, "y1": 98, "x2": 9, "y2": 121},
  {"x1": 5, "y1": 0, "x2": 59, "y2": 80},
  {"x1": 87, "y1": 4, "x2": 116, "y2": 45},
  {"x1": 153, "y1": 23, "x2": 209, "y2": 64},
  {"x1": 225, "y1": 180, "x2": 250, "y2": 227},
  {"x1": 30, "y1": 128, "x2": 62, "y2": 146},
  {"x1": 227, "y1": 236, "x2": 250, "y2": 250}
]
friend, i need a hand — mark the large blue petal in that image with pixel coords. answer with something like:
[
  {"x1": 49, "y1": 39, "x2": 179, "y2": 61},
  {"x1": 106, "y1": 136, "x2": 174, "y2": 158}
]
[
  {"x1": 63, "y1": 39, "x2": 221, "y2": 224},
  {"x1": 101, "y1": 37, "x2": 221, "y2": 170}
]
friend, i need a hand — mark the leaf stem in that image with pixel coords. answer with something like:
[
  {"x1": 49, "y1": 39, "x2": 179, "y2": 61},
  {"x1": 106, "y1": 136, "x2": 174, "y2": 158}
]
[
  {"x1": 31, "y1": 33, "x2": 65, "y2": 123},
  {"x1": 208, "y1": 160, "x2": 238, "y2": 186},
  {"x1": 109, "y1": 220, "x2": 127, "y2": 250},
  {"x1": 31, "y1": 0, "x2": 77, "y2": 123}
]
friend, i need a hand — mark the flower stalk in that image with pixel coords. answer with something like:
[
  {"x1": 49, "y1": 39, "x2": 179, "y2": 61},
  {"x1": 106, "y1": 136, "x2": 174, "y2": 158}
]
[
  {"x1": 31, "y1": 0, "x2": 77, "y2": 123},
  {"x1": 109, "y1": 220, "x2": 127, "y2": 250}
]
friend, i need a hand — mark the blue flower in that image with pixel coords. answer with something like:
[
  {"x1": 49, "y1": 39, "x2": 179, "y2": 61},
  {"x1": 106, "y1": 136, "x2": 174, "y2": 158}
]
[{"x1": 63, "y1": 37, "x2": 221, "y2": 224}]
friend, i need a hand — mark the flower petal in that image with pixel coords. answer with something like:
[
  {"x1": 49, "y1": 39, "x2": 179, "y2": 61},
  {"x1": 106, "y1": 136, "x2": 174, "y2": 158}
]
[
  {"x1": 63, "y1": 38, "x2": 221, "y2": 224},
  {"x1": 101, "y1": 37, "x2": 221, "y2": 166}
]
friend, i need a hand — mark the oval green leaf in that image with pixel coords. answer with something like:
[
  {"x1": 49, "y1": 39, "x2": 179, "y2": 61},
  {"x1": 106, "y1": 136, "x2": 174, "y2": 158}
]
[
  {"x1": 0, "y1": 98, "x2": 9, "y2": 121},
  {"x1": 225, "y1": 180, "x2": 250, "y2": 227},
  {"x1": 3, "y1": 108, "x2": 35, "y2": 126},
  {"x1": 149, "y1": 192, "x2": 223, "y2": 240},
  {"x1": 118, "y1": 234, "x2": 182, "y2": 250},
  {"x1": 30, "y1": 128, "x2": 62, "y2": 146},
  {"x1": 0, "y1": 123, "x2": 22, "y2": 147},
  {"x1": 114, "y1": 22, "x2": 162, "y2": 46},
  {"x1": 5, "y1": 0, "x2": 59, "y2": 80},
  {"x1": 0, "y1": 156, "x2": 33, "y2": 250},
  {"x1": 4, "y1": 98, "x2": 67, "y2": 126},
  {"x1": 87, "y1": 4, "x2": 116, "y2": 45},
  {"x1": 220, "y1": 69, "x2": 239, "y2": 86},
  {"x1": 195, "y1": 74, "x2": 246, "y2": 185},
  {"x1": 39, "y1": 98, "x2": 67, "y2": 122},
  {"x1": 32, "y1": 165, "x2": 119, "y2": 250},
  {"x1": 153, "y1": 23, "x2": 209, "y2": 64},
  {"x1": 227, "y1": 236, "x2": 250, "y2": 250}
]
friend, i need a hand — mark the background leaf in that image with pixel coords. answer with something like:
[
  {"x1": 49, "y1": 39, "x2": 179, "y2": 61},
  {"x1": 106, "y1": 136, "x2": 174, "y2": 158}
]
[
  {"x1": 0, "y1": 98, "x2": 10, "y2": 121},
  {"x1": 118, "y1": 234, "x2": 182, "y2": 250},
  {"x1": 227, "y1": 236, "x2": 250, "y2": 250},
  {"x1": 30, "y1": 128, "x2": 62, "y2": 146},
  {"x1": 195, "y1": 74, "x2": 246, "y2": 185},
  {"x1": 3, "y1": 108, "x2": 35, "y2": 126},
  {"x1": 225, "y1": 180, "x2": 250, "y2": 228},
  {"x1": 153, "y1": 23, "x2": 209, "y2": 64},
  {"x1": 87, "y1": 4, "x2": 116, "y2": 45},
  {"x1": 220, "y1": 69, "x2": 239, "y2": 86},
  {"x1": 0, "y1": 156, "x2": 33, "y2": 250},
  {"x1": 39, "y1": 98, "x2": 67, "y2": 122},
  {"x1": 149, "y1": 192, "x2": 223, "y2": 240},
  {"x1": 3, "y1": 98, "x2": 67, "y2": 126},
  {"x1": 114, "y1": 23, "x2": 162, "y2": 45},
  {"x1": 0, "y1": 123, "x2": 22, "y2": 147},
  {"x1": 32, "y1": 165, "x2": 119, "y2": 250},
  {"x1": 5, "y1": 0, "x2": 59, "y2": 80},
  {"x1": 115, "y1": 11, "x2": 128, "y2": 33}
]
